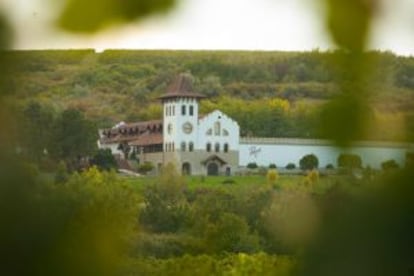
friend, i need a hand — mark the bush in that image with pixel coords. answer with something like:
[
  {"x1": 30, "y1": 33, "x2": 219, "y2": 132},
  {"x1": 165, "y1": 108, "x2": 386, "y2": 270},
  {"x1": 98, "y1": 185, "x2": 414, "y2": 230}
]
[
  {"x1": 299, "y1": 154, "x2": 319, "y2": 170},
  {"x1": 286, "y1": 163, "x2": 296, "y2": 170},
  {"x1": 138, "y1": 161, "x2": 154, "y2": 174},
  {"x1": 337, "y1": 153, "x2": 362, "y2": 169},
  {"x1": 247, "y1": 162, "x2": 258, "y2": 169},
  {"x1": 269, "y1": 163, "x2": 277, "y2": 169},
  {"x1": 267, "y1": 169, "x2": 279, "y2": 188},
  {"x1": 381, "y1": 159, "x2": 399, "y2": 170},
  {"x1": 326, "y1": 163, "x2": 334, "y2": 169}
]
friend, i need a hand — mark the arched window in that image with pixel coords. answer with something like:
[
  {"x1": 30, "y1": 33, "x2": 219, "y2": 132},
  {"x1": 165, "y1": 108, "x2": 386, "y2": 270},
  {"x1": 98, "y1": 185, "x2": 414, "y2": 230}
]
[
  {"x1": 222, "y1": 129, "x2": 229, "y2": 136},
  {"x1": 172, "y1": 143, "x2": 175, "y2": 152},
  {"x1": 206, "y1": 142, "x2": 211, "y2": 152},
  {"x1": 181, "y1": 142, "x2": 186, "y2": 152},
  {"x1": 215, "y1": 143, "x2": 220, "y2": 153},
  {"x1": 214, "y1": 121, "x2": 221, "y2": 136},
  {"x1": 189, "y1": 142, "x2": 194, "y2": 152},
  {"x1": 181, "y1": 105, "x2": 186, "y2": 115},
  {"x1": 189, "y1": 105, "x2": 194, "y2": 116},
  {"x1": 224, "y1": 143, "x2": 229, "y2": 153},
  {"x1": 206, "y1": 128, "x2": 212, "y2": 136}
]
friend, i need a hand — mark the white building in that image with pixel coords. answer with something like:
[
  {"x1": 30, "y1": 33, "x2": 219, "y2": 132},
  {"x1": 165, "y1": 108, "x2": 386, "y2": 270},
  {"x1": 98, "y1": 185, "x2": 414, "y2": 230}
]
[
  {"x1": 99, "y1": 74, "x2": 240, "y2": 175},
  {"x1": 99, "y1": 74, "x2": 412, "y2": 175}
]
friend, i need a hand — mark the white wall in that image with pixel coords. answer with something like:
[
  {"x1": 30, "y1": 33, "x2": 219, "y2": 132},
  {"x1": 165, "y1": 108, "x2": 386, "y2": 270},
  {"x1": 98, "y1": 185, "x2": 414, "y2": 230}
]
[
  {"x1": 197, "y1": 110, "x2": 240, "y2": 152},
  {"x1": 239, "y1": 143, "x2": 408, "y2": 169}
]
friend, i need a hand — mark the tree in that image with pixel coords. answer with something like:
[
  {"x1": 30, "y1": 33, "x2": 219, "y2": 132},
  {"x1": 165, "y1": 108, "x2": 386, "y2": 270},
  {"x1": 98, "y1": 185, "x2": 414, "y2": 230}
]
[
  {"x1": 91, "y1": 148, "x2": 118, "y2": 171},
  {"x1": 381, "y1": 159, "x2": 399, "y2": 170},
  {"x1": 337, "y1": 153, "x2": 362, "y2": 169},
  {"x1": 299, "y1": 154, "x2": 319, "y2": 170},
  {"x1": 49, "y1": 109, "x2": 97, "y2": 169},
  {"x1": 18, "y1": 101, "x2": 55, "y2": 162}
]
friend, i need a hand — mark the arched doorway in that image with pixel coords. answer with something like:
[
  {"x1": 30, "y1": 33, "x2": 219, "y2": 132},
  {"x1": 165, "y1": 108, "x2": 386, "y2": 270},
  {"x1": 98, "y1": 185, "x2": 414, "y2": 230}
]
[
  {"x1": 207, "y1": 162, "x2": 219, "y2": 176},
  {"x1": 182, "y1": 162, "x2": 191, "y2": 175}
]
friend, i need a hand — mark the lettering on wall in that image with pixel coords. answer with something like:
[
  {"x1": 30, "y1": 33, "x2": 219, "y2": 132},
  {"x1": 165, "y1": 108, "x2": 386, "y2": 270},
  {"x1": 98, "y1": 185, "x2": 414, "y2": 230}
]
[{"x1": 249, "y1": 146, "x2": 262, "y2": 158}]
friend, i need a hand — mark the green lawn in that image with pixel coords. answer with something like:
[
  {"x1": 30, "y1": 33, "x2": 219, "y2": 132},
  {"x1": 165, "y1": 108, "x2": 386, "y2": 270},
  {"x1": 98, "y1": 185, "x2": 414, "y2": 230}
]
[{"x1": 124, "y1": 173, "x2": 342, "y2": 195}]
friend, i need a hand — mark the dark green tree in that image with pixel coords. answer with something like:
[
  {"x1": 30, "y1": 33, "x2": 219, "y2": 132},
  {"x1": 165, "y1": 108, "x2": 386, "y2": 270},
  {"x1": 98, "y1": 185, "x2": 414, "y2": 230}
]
[
  {"x1": 299, "y1": 154, "x2": 319, "y2": 170},
  {"x1": 337, "y1": 153, "x2": 362, "y2": 169},
  {"x1": 19, "y1": 102, "x2": 55, "y2": 162},
  {"x1": 49, "y1": 109, "x2": 97, "y2": 170},
  {"x1": 91, "y1": 148, "x2": 118, "y2": 171}
]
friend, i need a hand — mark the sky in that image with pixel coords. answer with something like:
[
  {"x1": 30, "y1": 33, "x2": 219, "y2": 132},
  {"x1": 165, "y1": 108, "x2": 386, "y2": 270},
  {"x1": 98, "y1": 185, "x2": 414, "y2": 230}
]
[{"x1": 2, "y1": 0, "x2": 414, "y2": 55}]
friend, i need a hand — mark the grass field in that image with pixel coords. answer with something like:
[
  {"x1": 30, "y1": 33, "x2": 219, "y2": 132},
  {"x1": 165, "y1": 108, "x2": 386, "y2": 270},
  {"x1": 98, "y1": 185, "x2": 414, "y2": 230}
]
[{"x1": 124, "y1": 173, "x2": 345, "y2": 195}]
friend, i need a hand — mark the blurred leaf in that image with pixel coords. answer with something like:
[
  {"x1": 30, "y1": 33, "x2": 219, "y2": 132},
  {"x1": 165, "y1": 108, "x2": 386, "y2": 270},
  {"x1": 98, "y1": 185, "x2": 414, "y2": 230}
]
[
  {"x1": 323, "y1": 0, "x2": 378, "y2": 51},
  {"x1": 57, "y1": 0, "x2": 177, "y2": 33}
]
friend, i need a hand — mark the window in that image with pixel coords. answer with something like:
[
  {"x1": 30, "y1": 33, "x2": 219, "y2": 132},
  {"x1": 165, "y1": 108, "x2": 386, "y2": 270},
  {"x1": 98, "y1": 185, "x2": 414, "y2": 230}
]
[
  {"x1": 172, "y1": 143, "x2": 175, "y2": 152},
  {"x1": 172, "y1": 106, "x2": 175, "y2": 116},
  {"x1": 165, "y1": 106, "x2": 168, "y2": 116},
  {"x1": 189, "y1": 142, "x2": 194, "y2": 152},
  {"x1": 223, "y1": 129, "x2": 229, "y2": 136},
  {"x1": 224, "y1": 143, "x2": 229, "y2": 153},
  {"x1": 214, "y1": 121, "x2": 221, "y2": 136},
  {"x1": 206, "y1": 128, "x2": 212, "y2": 136},
  {"x1": 215, "y1": 143, "x2": 220, "y2": 153},
  {"x1": 206, "y1": 142, "x2": 211, "y2": 152},
  {"x1": 181, "y1": 105, "x2": 186, "y2": 115},
  {"x1": 189, "y1": 105, "x2": 194, "y2": 116},
  {"x1": 181, "y1": 142, "x2": 186, "y2": 152}
]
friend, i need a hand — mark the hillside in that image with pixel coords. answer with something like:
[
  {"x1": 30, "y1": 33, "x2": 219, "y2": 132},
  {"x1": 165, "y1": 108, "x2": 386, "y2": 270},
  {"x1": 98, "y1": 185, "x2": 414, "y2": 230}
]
[{"x1": 4, "y1": 49, "x2": 414, "y2": 141}]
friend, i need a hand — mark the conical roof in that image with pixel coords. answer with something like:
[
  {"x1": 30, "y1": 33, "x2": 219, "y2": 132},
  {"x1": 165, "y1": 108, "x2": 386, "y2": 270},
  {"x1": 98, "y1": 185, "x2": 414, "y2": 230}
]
[{"x1": 159, "y1": 73, "x2": 205, "y2": 100}]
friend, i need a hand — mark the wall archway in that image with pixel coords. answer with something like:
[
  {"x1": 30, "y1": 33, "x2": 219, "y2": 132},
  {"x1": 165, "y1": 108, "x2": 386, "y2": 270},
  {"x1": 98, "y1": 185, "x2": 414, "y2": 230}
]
[
  {"x1": 182, "y1": 162, "x2": 191, "y2": 175},
  {"x1": 207, "y1": 162, "x2": 219, "y2": 176}
]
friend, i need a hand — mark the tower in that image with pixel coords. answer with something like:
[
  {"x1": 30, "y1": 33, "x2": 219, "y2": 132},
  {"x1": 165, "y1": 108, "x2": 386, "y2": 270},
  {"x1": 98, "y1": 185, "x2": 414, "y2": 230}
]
[{"x1": 159, "y1": 74, "x2": 205, "y2": 158}]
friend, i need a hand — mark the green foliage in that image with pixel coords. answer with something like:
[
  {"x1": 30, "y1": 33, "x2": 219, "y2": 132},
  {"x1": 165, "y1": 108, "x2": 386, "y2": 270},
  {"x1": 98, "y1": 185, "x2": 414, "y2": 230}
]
[
  {"x1": 54, "y1": 160, "x2": 69, "y2": 184},
  {"x1": 124, "y1": 253, "x2": 295, "y2": 276},
  {"x1": 58, "y1": 0, "x2": 177, "y2": 33},
  {"x1": 337, "y1": 153, "x2": 362, "y2": 169},
  {"x1": 267, "y1": 169, "x2": 279, "y2": 188},
  {"x1": 138, "y1": 161, "x2": 155, "y2": 174},
  {"x1": 286, "y1": 163, "x2": 296, "y2": 170},
  {"x1": 0, "y1": 158, "x2": 139, "y2": 275},
  {"x1": 140, "y1": 163, "x2": 189, "y2": 233},
  {"x1": 269, "y1": 163, "x2": 277, "y2": 169},
  {"x1": 381, "y1": 159, "x2": 399, "y2": 171},
  {"x1": 49, "y1": 108, "x2": 97, "y2": 168},
  {"x1": 91, "y1": 148, "x2": 118, "y2": 171},
  {"x1": 247, "y1": 162, "x2": 258, "y2": 169},
  {"x1": 299, "y1": 154, "x2": 319, "y2": 170}
]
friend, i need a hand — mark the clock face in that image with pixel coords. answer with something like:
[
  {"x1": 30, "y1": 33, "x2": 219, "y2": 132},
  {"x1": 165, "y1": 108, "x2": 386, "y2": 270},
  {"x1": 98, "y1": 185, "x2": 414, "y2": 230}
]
[
  {"x1": 167, "y1": 123, "x2": 173, "y2": 134},
  {"x1": 182, "y1": 122, "x2": 193, "y2": 134}
]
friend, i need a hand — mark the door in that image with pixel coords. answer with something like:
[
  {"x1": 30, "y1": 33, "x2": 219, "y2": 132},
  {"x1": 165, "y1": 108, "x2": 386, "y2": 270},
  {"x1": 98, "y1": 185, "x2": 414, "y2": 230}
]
[{"x1": 207, "y1": 162, "x2": 219, "y2": 176}]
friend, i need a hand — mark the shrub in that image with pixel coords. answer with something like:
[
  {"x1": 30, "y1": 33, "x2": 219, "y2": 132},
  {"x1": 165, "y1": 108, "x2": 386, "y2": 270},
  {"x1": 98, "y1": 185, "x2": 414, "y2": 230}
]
[
  {"x1": 326, "y1": 163, "x2": 334, "y2": 169},
  {"x1": 138, "y1": 161, "x2": 154, "y2": 174},
  {"x1": 381, "y1": 159, "x2": 399, "y2": 170},
  {"x1": 299, "y1": 154, "x2": 319, "y2": 170},
  {"x1": 269, "y1": 163, "x2": 277, "y2": 169},
  {"x1": 286, "y1": 163, "x2": 296, "y2": 170},
  {"x1": 247, "y1": 162, "x2": 258, "y2": 169},
  {"x1": 337, "y1": 153, "x2": 362, "y2": 169},
  {"x1": 267, "y1": 169, "x2": 279, "y2": 188}
]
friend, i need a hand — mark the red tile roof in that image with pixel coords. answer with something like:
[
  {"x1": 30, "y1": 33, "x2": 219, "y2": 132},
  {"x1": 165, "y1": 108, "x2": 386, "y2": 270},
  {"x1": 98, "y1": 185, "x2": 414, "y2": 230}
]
[
  {"x1": 158, "y1": 73, "x2": 205, "y2": 100},
  {"x1": 130, "y1": 133, "x2": 163, "y2": 146}
]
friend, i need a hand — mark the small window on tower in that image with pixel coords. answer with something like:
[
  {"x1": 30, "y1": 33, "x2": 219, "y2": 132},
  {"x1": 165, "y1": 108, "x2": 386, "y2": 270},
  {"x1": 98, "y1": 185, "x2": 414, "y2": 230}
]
[
  {"x1": 189, "y1": 142, "x2": 194, "y2": 152},
  {"x1": 206, "y1": 142, "x2": 211, "y2": 152},
  {"x1": 189, "y1": 105, "x2": 194, "y2": 116},
  {"x1": 181, "y1": 105, "x2": 186, "y2": 115},
  {"x1": 206, "y1": 129, "x2": 212, "y2": 136},
  {"x1": 181, "y1": 142, "x2": 186, "y2": 152}
]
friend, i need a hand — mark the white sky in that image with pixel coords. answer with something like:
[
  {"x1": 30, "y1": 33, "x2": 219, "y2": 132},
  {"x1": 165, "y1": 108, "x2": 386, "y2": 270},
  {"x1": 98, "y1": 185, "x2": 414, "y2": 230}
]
[{"x1": 1, "y1": 0, "x2": 414, "y2": 55}]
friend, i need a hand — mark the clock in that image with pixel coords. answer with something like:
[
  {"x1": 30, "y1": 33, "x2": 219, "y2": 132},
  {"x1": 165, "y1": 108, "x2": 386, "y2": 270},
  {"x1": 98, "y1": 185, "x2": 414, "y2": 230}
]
[{"x1": 182, "y1": 122, "x2": 193, "y2": 134}]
